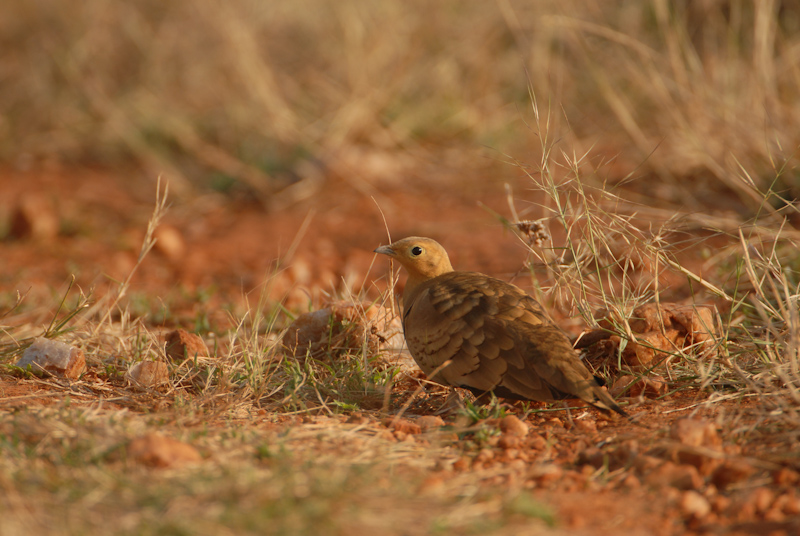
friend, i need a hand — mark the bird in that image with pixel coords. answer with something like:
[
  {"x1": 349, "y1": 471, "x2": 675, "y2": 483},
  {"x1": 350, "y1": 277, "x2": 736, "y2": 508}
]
[{"x1": 375, "y1": 236, "x2": 626, "y2": 416}]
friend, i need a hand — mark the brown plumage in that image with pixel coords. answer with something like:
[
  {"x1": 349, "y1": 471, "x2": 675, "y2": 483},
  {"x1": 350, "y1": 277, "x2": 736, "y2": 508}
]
[{"x1": 375, "y1": 236, "x2": 625, "y2": 416}]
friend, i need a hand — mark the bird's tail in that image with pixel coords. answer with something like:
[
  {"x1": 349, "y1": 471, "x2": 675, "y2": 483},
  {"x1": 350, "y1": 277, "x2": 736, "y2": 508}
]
[{"x1": 589, "y1": 386, "x2": 627, "y2": 417}]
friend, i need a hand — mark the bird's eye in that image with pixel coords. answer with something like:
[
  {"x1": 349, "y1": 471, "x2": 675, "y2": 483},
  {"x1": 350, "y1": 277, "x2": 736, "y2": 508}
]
[{"x1": 410, "y1": 246, "x2": 423, "y2": 256}]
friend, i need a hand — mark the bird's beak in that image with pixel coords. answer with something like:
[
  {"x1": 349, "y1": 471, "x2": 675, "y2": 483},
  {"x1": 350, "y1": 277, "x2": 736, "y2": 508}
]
[{"x1": 374, "y1": 245, "x2": 395, "y2": 257}]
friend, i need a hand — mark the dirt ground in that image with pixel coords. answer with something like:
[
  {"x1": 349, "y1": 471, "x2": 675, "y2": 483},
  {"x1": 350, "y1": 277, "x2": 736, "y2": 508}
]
[
  {"x1": 2, "y1": 164, "x2": 799, "y2": 536},
  {"x1": 1, "y1": 163, "x2": 538, "y2": 312}
]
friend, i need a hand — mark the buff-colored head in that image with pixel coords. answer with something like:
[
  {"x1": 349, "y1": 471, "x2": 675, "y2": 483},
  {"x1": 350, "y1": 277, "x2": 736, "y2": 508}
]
[{"x1": 374, "y1": 236, "x2": 454, "y2": 297}]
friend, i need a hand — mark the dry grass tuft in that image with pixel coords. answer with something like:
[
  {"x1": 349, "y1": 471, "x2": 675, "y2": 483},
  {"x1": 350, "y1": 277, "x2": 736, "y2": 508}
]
[
  {"x1": 3, "y1": 1, "x2": 800, "y2": 205},
  {"x1": 500, "y1": 93, "x2": 800, "y2": 431}
]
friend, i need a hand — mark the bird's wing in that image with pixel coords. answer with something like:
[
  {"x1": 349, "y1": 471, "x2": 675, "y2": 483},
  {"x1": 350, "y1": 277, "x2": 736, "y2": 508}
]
[
  {"x1": 403, "y1": 272, "x2": 563, "y2": 396},
  {"x1": 496, "y1": 321, "x2": 600, "y2": 401},
  {"x1": 402, "y1": 271, "x2": 624, "y2": 413}
]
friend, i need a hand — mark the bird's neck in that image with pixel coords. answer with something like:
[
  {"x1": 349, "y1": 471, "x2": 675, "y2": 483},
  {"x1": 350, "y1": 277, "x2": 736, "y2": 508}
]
[
  {"x1": 401, "y1": 274, "x2": 426, "y2": 310},
  {"x1": 400, "y1": 259, "x2": 454, "y2": 312},
  {"x1": 402, "y1": 270, "x2": 451, "y2": 313}
]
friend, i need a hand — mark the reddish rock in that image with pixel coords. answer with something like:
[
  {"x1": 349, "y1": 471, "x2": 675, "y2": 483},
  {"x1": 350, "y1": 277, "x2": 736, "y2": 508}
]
[
  {"x1": 165, "y1": 329, "x2": 209, "y2": 362},
  {"x1": 287, "y1": 256, "x2": 312, "y2": 285},
  {"x1": 128, "y1": 433, "x2": 202, "y2": 467},
  {"x1": 578, "y1": 441, "x2": 638, "y2": 472},
  {"x1": 670, "y1": 418, "x2": 722, "y2": 475},
  {"x1": 109, "y1": 251, "x2": 137, "y2": 281},
  {"x1": 545, "y1": 417, "x2": 564, "y2": 429},
  {"x1": 415, "y1": 415, "x2": 445, "y2": 432},
  {"x1": 126, "y1": 360, "x2": 170, "y2": 389},
  {"x1": 773, "y1": 467, "x2": 800, "y2": 486},
  {"x1": 154, "y1": 224, "x2": 186, "y2": 262},
  {"x1": 680, "y1": 490, "x2": 711, "y2": 519},
  {"x1": 633, "y1": 454, "x2": 663, "y2": 474},
  {"x1": 619, "y1": 331, "x2": 682, "y2": 368},
  {"x1": 763, "y1": 506, "x2": 786, "y2": 522},
  {"x1": 645, "y1": 462, "x2": 703, "y2": 490},
  {"x1": 710, "y1": 495, "x2": 732, "y2": 514},
  {"x1": 589, "y1": 303, "x2": 718, "y2": 369},
  {"x1": 392, "y1": 430, "x2": 408, "y2": 442},
  {"x1": 620, "y1": 473, "x2": 642, "y2": 489},
  {"x1": 417, "y1": 474, "x2": 446, "y2": 497},
  {"x1": 474, "y1": 449, "x2": 494, "y2": 464},
  {"x1": 577, "y1": 447, "x2": 605, "y2": 469},
  {"x1": 498, "y1": 415, "x2": 529, "y2": 437},
  {"x1": 533, "y1": 464, "x2": 564, "y2": 487},
  {"x1": 345, "y1": 413, "x2": 369, "y2": 424},
  {"x1": 574, "y1": 418, "x2": 597, "y2": 433},
  {"x1": 497, "y1": 434, "x2": 522, "y2": 450},
  {"x1": 750, "y1": 487, "x2": 775, "y2": 515},
  {"x1": 610, "y1": 374, "x2": 668, "y2": 398},
  {"x1": 527, "y1": 434, "x2": 547, "y2": 450},
  {"x1": 711, "y1": 459, "x2": 755, "y2": 489},
  {"x1": 281, "y1": 301, "x2": 410, "y2": 368},
  {"x1": 778, "y1": 491, "x2": 800, "y2": 515},
  {"x1": 452, "y1": 457, "x2": 470, "y2": 472},
  {"x1": 671, "y1": 418, "x2": 722, "y2": 449},
  {"x1": 9, "y1": 194, "x2": 59, "y2": 241},
  {"x1": 382, "y1": 417, "x2": 421, "y2": 435}
]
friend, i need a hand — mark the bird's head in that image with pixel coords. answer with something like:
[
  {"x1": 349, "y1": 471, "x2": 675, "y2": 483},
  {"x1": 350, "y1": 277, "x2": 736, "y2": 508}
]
[{"x1": 374, "y1": 237, "x2": 454, "y2": 289}]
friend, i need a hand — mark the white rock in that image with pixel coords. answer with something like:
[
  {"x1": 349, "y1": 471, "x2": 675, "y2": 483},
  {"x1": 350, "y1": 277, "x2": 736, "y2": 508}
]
[
  {"x1": 282, "y1": 301, "x2": 415, "y2": 370},
  {"x1": 680, "y1": 490, "x2": 711, "y2": 518},
  {"x1": 126, "y1": 360, "x2": 170, "y2": 388},
  {"x1": 16, "y1": 337, "x2": 86, "y2": 379}
]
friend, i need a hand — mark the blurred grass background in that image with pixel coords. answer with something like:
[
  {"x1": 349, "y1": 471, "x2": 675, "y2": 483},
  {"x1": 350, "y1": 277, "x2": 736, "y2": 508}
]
[{"x1": 2, "y1": 0, "x2": 799, "y2": 211}]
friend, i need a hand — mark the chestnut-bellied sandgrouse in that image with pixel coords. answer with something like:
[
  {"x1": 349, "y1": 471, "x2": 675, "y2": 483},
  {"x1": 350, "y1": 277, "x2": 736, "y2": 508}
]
[{"x1": 375, "y1": 236, "x2": 625, "y2": 415}]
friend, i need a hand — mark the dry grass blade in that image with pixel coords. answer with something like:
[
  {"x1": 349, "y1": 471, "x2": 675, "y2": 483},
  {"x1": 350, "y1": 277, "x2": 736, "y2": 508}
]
[{"x1": 92, "y1": 178, "x2": 169, "y2": 337}]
